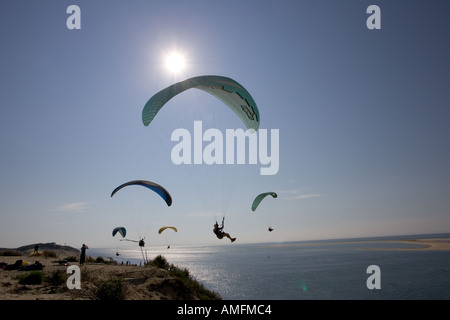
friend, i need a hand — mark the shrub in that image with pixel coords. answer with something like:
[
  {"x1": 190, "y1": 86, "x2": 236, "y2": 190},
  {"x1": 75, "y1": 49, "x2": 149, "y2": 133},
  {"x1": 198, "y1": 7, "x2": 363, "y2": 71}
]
[
  {"x1": 169, "y1": 265, "x2": 191, "y2": 280},
  {"x1": 167, "y1": 265, "x2": 220, "y2": 299},
  {"x1": 17, "y1": 271, "x2": 45, "y2": 285},
  {"x1": 46, "y1": 270, "x2": 67, "y2": 286},
  {"x1": 150, "y1": 255, "x2": 220, "y2": 300},
  {"x1": 0, "y1": 250, "x2": 21, "y2": 256},
  {"x1": 151, "y1": 255, "x2": 170, "y2": 270},
  {"x1": 94, "y1": 256, "x2": 114, "y2": 264},
  {"x1": 95, "y1": 256, "x2": 106, "y2": 263},
  {"x1": 65, "y1": 256, "x2": 78, "y2": 262},
  {"x1": 43, "y1": 250, "x2": 57, "y2": 258},
  {"x1": 96, "y1": 278, "x2": 124, "y2": 300}
]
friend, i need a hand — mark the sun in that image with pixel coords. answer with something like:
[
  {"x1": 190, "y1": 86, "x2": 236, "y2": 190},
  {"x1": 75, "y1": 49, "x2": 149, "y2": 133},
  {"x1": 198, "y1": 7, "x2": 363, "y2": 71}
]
[{"x1": 165, "y1": 52, "x2": 186, "y2": 74}]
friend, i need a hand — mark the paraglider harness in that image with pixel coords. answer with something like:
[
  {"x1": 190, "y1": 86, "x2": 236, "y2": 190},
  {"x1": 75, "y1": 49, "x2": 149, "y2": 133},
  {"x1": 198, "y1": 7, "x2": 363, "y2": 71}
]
[{"x1": 214, "y1": 217, "x2": 226, "y2": 238}]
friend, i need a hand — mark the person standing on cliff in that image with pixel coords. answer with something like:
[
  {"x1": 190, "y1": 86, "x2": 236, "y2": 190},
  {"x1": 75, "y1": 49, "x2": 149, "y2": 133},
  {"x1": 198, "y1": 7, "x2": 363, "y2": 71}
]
[{"x1": 80, "y1": 244, "x2": 89, "y2": 266}]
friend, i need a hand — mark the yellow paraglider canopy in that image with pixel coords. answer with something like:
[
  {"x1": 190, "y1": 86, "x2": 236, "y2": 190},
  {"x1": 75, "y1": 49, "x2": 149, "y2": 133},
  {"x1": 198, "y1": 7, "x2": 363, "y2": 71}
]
[{"x1": 158, "y1": 226, "x2": 178, "y2": 234}]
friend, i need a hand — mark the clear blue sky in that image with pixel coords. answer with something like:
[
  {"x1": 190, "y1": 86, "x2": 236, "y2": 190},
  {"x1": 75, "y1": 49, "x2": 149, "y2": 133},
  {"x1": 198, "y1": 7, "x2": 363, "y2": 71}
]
[{"x1": 1, "y1": 0, "x2": 449, "y2": 249}]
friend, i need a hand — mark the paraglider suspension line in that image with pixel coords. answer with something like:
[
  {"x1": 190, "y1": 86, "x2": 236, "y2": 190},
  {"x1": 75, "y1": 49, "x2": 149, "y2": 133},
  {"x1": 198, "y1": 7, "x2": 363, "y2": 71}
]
[{"x1": 216, "y1": 216, "x2": 225, "y2": 228}]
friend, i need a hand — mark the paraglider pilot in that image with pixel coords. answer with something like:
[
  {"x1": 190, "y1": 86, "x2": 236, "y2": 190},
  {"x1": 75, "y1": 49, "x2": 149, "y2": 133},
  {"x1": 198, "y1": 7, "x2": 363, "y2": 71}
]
[{"x1": 213, "y1": 218, "x2": 236, "y2": 243}]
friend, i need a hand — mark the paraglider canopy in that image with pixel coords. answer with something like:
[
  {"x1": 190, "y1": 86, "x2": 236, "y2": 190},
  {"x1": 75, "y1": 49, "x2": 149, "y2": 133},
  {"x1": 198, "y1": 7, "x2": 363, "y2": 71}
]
[
  {"x1": 111, "y1": 180, "x2": 172, "y2": 207},
  {"x1": 142, "y1": 75, "x2": 260, "y2": 131},
  {"x1": 112, "y1": 226, "x2": 126, "y2": 238},
  {"x1": 158, "y1": 226, "x2": 178, "y2": 234},
  {"x1": 252, "y1": 192, "x2": 278, "y2": 211}
]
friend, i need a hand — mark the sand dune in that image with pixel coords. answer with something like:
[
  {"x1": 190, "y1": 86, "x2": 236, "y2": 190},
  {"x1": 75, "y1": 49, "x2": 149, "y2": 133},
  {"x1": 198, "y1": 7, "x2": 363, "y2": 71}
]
[
  {"x1": 0, "y1": 253, "x2": 216, "y2": 300},
  {"x1": 264, "y1": 238, "x2": 450, "y2": 251}
]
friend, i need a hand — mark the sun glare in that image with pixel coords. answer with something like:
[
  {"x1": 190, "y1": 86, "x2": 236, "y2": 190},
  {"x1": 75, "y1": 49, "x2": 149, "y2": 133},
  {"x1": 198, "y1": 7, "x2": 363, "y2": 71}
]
[{"x1": 165, "y1": 52, "x2": 186, "y2": 74}]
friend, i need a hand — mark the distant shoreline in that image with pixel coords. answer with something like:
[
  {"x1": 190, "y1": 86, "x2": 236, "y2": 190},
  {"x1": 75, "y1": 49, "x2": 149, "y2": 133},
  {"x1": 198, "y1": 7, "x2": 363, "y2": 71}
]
[{"x1": 262, "y1": 238, "x2": 450, "y2": 251}]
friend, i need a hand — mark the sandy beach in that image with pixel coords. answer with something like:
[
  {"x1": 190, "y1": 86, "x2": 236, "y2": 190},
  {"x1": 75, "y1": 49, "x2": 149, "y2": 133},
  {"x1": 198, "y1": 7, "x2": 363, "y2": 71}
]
[{"x1": 263, "y1": 238, "x2": 450, "y2": 251}]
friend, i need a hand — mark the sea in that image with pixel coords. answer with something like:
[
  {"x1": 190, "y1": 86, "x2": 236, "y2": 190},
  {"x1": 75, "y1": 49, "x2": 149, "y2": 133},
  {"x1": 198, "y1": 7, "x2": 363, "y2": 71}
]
[{"x1": 89, "y1": 233, "x2": 450, "y2": 300}]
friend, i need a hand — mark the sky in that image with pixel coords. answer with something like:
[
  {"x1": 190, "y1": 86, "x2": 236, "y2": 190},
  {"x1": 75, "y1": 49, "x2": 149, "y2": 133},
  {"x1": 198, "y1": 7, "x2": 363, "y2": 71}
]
[{"x1": 0, "y1": 0, "x2": 449, "y2": 249}]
